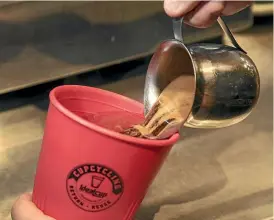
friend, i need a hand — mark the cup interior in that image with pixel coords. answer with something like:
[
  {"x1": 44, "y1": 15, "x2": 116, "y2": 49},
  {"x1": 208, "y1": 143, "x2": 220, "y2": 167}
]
[{"x1": 50, "y1": 85, "x2": 180, "y2": 147}]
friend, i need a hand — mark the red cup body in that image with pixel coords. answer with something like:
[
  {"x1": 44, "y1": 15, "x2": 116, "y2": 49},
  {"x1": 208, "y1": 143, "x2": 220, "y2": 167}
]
[{"x1": 32, "y1": 85, "x2": 179, "y2": 220}]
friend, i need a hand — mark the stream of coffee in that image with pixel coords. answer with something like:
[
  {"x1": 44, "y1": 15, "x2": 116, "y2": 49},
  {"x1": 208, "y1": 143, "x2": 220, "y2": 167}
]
[{"x1": 121, "y1": 75, "x2": 195, "y2": 139}]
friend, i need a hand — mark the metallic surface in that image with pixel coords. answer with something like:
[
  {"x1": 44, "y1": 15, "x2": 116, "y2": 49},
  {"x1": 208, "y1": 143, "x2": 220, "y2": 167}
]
[
  {"x1": 0, "y1": 3, "x2": 253, "y2": 95},
  {"x1": 0, "y1": 23, "x2": 272, "y2": 220},
  {"x1": 144, "y1": 18, "x2": 260, "y2": 129},
  {"x1": 216, "y1": 17, "x2": 246, "y2": 54},
  {"x1": 172, "y1": 17, "x2": 246, "y2": 53}
]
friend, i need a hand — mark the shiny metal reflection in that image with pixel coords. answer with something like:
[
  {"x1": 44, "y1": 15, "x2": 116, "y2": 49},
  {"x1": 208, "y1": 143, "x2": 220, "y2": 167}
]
[{"x1": 144, "y1": 17, "x2": 260, "y2": 129}]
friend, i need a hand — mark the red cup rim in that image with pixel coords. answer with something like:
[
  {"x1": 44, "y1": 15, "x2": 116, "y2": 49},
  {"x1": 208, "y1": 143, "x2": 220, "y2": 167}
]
[{"x1": 50, "y1": 85, "x2": 179, "y2": 147}]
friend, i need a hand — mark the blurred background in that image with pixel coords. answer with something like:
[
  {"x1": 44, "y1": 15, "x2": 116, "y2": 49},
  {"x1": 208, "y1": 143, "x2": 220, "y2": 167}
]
[{"x1": 0, "y1": 1, "x2": 272, "y2": 220}]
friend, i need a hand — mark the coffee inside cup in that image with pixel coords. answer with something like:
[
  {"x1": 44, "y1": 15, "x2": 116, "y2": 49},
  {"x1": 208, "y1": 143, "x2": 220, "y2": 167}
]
[{"x1": 120, "y1": 75, "x2": 195, "y2": 140}]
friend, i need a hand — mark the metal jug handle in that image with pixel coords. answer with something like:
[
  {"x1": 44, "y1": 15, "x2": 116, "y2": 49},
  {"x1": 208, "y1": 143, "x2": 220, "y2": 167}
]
[{"x1": 172, "y1": 16, "x2": 247, "y2": 54}]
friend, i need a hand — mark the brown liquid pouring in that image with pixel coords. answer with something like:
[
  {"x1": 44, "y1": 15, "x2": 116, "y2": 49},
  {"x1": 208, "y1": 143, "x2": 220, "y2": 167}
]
[{"x1": 121, "y1": 75, "x2": 195, "y2": 139}]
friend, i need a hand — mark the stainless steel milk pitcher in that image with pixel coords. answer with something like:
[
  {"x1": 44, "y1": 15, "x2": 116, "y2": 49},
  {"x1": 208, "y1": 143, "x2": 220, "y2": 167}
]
[{"x1": 144, "y1": 17, "x2": 260, "y2": 129}]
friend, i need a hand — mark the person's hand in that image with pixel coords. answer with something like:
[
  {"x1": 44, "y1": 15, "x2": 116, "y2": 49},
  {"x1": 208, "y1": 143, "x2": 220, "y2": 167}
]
[
  {"x1": 164, "y1": 0, "x2": 253, "y2": 28},
  {"x1": 11, "y1": 193, "x2": 55, "y2": 220}
]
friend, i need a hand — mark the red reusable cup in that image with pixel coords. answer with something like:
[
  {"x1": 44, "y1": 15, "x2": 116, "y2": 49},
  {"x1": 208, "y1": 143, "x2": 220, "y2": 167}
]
[{"x1": 32, "y1": 85, "x2": 179, "y2": 220}]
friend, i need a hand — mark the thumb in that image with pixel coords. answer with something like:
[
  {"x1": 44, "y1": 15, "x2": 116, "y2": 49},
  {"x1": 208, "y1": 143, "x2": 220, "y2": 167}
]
[{"x1": 11, "y1": 193, "x2": 55, "y2": 220}]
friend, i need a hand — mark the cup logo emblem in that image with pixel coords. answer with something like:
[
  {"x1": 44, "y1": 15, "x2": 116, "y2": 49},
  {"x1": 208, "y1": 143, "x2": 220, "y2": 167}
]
[{"x1": 66, "y1": 164, "x2": 124, "y2": 212}]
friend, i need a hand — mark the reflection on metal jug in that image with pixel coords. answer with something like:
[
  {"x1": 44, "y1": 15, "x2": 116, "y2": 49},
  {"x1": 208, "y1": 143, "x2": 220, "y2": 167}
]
[{"x1": 144, "y1": 17, "x2": 260, "y2": 129}]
